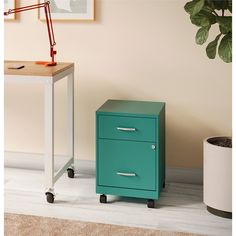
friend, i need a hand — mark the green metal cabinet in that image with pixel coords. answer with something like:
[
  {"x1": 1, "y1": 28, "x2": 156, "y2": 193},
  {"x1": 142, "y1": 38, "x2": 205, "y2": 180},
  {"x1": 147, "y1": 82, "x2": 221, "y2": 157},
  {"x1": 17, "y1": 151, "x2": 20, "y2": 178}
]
[{"x1": 96, "y1": 100, "x2": 165, "y2": 208}]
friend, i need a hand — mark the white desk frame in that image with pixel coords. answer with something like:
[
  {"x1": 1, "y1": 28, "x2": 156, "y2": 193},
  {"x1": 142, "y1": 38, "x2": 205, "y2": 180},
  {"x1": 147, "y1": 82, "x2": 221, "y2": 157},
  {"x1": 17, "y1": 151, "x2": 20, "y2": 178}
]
[{"x1": 5, "y1": 65, "x2": 74, "y2": 202}]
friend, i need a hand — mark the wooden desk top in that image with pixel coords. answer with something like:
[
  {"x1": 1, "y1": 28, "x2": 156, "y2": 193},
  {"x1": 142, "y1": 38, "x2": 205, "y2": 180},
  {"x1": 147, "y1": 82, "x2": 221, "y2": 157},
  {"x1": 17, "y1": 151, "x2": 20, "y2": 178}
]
[{"x1": 4, "y1": 61, "x2": 74, "y2": 77}]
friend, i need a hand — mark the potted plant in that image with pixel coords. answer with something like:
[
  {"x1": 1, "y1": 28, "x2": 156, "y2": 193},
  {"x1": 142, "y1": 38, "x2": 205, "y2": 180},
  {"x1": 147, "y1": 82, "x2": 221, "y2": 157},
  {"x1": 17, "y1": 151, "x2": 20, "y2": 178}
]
[
  {"x1": 184, "y1": 0, "x2": 232, "y2": 63},
  {"x1": 184, "y1": 0, "x2": 232, "y2": 218}
]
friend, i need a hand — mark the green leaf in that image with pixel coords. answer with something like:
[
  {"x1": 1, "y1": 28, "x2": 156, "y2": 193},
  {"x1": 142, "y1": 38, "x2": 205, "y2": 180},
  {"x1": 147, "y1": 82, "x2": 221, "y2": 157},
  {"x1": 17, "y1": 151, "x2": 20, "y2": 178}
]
[
  {"x1": 206, "y1": 34, "x2": 221, "y2": 59},
  {"x1": 212, "y1": 0, "x2": 228, "y2": 10},
  {"x1": 184, "y1": 0, "x2": 205, "y2": 16},
  {"x1": 219, "y1": 25, "x2": 228, "y2": 34},
  {"x1": 202, "y1": 5, "x2": 214, "y2": 13},
  {"x1": 202, "y1": 10, "x2": 216, "y2": 24},
  {"x1": 191, "y1": 14, "x2": 210, "y2": 26},
  {"x1": 195, "y1": 26, "x2": 210, "y2": 45},
  {"x1": 227, "y1": 0, "x2": 232, "y2": 12},
  {"x1": 217, "y1": 16, "x2": 232, "y2": 34},
  {"x1": 190, "y1": 8, "x2": 216, "y2": 27},
  {"x1": 205, "y1": 0, "x2": 229, "y2": 11},
  {"x1": 218, "y1": 33, "x2": 232, "y2": 63}
]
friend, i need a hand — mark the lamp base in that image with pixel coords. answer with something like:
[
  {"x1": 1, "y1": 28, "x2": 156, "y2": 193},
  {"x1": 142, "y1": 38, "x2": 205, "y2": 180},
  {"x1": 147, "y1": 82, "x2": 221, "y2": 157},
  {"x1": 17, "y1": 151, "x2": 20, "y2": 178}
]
[{"x1": 35, "y1": 61, "x2": 57, "y2": 67}]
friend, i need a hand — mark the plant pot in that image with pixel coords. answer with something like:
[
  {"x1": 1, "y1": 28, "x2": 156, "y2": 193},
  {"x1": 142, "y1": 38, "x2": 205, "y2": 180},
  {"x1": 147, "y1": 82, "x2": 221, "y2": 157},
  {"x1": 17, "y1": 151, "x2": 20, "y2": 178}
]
[{"x1": 203, "y1": 136, "x2": 232, "y2": 219}]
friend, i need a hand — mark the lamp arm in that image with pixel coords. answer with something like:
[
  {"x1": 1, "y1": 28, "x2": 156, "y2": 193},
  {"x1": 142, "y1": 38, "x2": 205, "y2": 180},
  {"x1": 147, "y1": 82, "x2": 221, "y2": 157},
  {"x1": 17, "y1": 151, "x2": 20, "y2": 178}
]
[
  {"x1": 4, "y1": 3, "x2": 48, "y2": 15},
  {"x1": 4, "y1": 1, "x2": 57, "y2": 66},
  {"x1": 44, "y1": 4, "x2": 56, "y2": 64}
]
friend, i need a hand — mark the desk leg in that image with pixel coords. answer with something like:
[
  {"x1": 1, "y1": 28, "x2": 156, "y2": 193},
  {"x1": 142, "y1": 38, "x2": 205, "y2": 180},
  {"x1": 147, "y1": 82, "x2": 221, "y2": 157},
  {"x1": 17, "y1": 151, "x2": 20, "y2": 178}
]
[
  {"x1": 66, "y1": 72, "x2": 75, "y2": 178},
  {"x1": 44, "y1": 81, "x2": 55, "y2": 203}
]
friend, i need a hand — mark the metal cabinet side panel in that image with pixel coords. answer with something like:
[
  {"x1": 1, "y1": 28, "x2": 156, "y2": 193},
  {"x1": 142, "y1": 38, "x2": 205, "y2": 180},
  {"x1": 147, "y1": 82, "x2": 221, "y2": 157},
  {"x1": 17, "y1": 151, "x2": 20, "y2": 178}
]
[{"x1": 158, "y1": 106, "x2": 165, "y2": 196}]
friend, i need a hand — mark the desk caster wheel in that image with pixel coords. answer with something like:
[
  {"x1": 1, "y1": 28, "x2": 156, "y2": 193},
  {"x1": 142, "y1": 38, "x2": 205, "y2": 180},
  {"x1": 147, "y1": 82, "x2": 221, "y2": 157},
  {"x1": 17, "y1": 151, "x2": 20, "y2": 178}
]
[
  {"x1": 100, "y1": 194, "x2": 107, "y2": 203},
  {"x1": 147, "y1": 199, "x2": 155, "y2": 208},
  {"x1": 67, "y1": 168, "x2": 74, "y2": 178},
  {"x1": 46, "y1": 192, "x2": 54, "y2": 203}
]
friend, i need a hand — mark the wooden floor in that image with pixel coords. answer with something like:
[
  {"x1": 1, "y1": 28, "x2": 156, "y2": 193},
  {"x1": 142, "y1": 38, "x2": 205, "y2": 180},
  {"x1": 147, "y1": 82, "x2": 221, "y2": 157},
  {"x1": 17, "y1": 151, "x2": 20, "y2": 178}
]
[{"x1": 4, "y1": 167, "x2": 232, "y2": 236}]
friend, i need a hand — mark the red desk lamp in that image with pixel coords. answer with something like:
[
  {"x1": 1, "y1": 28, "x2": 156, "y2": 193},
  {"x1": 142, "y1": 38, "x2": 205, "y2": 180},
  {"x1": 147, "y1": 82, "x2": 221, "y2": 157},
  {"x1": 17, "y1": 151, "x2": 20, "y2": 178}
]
[{"x1": 4, "y1": 1, "x2": 57, "y2": 66}]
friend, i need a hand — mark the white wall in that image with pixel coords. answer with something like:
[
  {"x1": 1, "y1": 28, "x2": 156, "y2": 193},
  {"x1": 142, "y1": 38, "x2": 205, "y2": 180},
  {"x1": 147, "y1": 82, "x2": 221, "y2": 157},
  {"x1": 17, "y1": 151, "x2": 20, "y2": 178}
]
[{"x1": 4, "y1": 0, "x2": 232, "y2": 168}]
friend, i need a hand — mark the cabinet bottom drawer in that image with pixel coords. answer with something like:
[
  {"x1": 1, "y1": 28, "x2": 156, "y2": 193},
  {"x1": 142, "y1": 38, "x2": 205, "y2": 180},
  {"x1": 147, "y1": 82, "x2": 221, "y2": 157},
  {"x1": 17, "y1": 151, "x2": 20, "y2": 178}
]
[{"x1": 97, "y1": 139, "x2": 156, "y2": 191}]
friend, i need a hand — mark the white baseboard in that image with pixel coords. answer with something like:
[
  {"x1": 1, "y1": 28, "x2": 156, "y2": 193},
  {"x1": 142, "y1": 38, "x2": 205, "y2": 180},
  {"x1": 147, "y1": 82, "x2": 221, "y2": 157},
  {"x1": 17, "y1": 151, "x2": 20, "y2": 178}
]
[{"x1": 4, "y1": 151, "x2": 203, "y2": 184}]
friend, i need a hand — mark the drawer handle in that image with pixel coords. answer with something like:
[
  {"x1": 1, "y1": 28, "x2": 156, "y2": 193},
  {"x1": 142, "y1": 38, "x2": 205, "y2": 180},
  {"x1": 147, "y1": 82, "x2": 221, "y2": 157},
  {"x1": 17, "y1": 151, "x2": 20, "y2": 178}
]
[
  {"x1": 117, "y1": 172, "x2": 136, "y2": 177},
  {"x1": 117, "y1": 127, "x2": 136, "y2": 132}
]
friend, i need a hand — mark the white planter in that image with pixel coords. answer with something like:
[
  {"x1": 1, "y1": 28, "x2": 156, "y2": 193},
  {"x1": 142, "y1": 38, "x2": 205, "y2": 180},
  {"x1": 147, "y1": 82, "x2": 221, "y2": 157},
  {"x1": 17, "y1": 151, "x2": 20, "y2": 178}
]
[{"x1": 203, "y1": 137, "x2": 232, "y2": 218}]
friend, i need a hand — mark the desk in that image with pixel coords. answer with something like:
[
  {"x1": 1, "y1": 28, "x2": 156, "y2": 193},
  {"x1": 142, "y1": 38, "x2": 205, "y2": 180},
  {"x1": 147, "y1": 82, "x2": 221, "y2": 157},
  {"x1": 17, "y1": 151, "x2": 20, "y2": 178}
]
[{"x1": 5, "y1": 61, "x2": 75, "y2": 203}]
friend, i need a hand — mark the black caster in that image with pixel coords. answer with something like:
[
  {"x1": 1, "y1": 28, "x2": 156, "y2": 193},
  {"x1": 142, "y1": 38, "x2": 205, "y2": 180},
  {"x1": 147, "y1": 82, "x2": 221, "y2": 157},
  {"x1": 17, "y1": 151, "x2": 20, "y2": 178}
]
[
  {"x1": 100, "y1": 194, "x2": 107, "y2": 203},
  {"x1": 46, "y1": 192, "x2": 54, "y2": 203},
  {"x1": 67, "y1": 168, "x2": 74, "y2": 178},
  {"x1": 147, "y1": 199, "x2": 155, "y2": 208},
  {"x1": 163, "y1": 181, "x2": 165, "y2": 188}
]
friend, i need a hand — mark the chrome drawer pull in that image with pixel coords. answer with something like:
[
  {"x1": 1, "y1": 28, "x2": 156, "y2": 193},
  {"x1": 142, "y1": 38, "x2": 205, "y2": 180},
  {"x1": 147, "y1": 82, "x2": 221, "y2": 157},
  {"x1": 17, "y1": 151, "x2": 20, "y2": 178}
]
[
  {"x1": 117, "y1": 172, "x2": 136, "y2": 177},
  {"x1": 117, "y1": 127, "x2": 136, "y2": 132}
]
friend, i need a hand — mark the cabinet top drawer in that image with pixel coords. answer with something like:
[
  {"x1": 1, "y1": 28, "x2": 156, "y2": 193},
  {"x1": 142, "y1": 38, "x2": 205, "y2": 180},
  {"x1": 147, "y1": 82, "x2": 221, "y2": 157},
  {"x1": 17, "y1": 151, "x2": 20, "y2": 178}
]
[{"x1": 97, "y1": 115, "x2": 156, "y2": 142}]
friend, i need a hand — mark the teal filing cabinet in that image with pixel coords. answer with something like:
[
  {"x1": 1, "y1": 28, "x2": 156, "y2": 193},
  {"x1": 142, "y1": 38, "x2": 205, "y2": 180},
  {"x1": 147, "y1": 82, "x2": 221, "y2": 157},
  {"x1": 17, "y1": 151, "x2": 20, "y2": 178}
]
[{"x1": 96, "y1": 100, "x2": 165, "y2": 208}]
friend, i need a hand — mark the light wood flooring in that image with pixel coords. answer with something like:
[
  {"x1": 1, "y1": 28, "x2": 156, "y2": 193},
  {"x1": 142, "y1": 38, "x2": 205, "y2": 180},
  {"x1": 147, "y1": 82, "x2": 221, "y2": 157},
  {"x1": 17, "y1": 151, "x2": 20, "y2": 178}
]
[{"x1": 4, "y1": 167, "x2": 232, "y2": 236}]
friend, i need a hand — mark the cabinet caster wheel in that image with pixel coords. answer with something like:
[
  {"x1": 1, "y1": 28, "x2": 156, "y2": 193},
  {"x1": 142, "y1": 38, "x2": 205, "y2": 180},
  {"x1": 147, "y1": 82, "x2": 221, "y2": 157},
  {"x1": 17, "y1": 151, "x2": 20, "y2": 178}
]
[
  {"x1": 147, "y1": 199, "x2": 155, "y2": 208},
  {"x1": 46, "y1": 192, "x2": 54, "y2": 203},
  {"x1": 100, "y1": 194, "x2": 107, "y2": 203},
  {"x1": 163, "y1": 181, "x2": 165, "y2": 188},
  {"x1": 67, "y1": 168, "x2": 74, "y2": 178}
]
